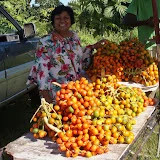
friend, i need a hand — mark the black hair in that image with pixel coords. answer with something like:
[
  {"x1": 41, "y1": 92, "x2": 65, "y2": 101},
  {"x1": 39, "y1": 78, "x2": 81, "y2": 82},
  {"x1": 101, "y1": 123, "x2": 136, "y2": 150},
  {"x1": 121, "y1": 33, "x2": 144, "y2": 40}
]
[{"x1": 51, "y1": 5, "x2": 75, "y2": 26}]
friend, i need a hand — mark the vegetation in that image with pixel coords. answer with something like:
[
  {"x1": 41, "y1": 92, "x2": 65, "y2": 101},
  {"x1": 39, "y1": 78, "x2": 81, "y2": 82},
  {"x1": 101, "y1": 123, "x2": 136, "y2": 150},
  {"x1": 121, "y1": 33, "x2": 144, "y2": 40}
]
[
  {"x1": 69, "y1": 0, "x2": 131, "y2": 36},
  {"x1": 0, "y1": 0, "x2": 135, "y2": 40}
]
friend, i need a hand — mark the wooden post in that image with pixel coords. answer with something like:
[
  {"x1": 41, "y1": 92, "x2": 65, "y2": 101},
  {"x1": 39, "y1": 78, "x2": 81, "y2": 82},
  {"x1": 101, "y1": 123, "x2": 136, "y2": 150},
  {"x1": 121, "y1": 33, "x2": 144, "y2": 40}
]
[
  {"x1": 151, "y1": 0, "x2": 160, "y2": 157},
  {"x1": 151, "y1": 0, "x2": 160, "y2": 99}
]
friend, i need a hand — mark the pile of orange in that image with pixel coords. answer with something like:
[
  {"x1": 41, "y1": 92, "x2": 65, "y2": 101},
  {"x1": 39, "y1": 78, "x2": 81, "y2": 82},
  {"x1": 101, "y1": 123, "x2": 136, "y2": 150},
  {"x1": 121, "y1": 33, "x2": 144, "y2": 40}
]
[
  {"x1": 87, "y1": 38, "x2": 158, "y2": 86},
  {"x1": 30, "y1": 77, "x2": 156, "y2": 158}
]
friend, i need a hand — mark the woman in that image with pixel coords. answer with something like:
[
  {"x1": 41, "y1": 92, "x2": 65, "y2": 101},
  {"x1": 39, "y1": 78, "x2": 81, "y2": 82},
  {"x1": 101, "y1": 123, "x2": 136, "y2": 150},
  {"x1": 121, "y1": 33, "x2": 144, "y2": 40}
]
[{"x1": 27, "y1": 5, "x2": 105, "y2": 103}]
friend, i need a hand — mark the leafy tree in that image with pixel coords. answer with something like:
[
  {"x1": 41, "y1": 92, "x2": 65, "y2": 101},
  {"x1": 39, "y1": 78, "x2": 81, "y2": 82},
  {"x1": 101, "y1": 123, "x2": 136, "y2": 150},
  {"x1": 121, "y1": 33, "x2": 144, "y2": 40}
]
[
  {"x1": 35, "y1": 0, "x2": 60, "y2": 8},
  {"x1": 69, "y1": 0, "x2": 131, "y2": 36},
  {"x1": 0, "y1": 0, "x2": 61, "y2": 36},
  {"x1": 0, "y1": 0, "x2": 36, "y2": 33},
  {"x1": 104, "y1": 0, "x2": 131, "y2": 26},
  {"x1": 0, "y1": 0, "x2": 35, "y2": 24}
]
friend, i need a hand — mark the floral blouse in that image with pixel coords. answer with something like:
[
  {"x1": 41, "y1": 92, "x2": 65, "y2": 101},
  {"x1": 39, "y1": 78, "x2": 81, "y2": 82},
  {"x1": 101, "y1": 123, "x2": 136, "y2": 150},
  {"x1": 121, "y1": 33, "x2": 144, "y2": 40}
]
[{"x1": 27, "y1": 31, "x2": 93, "y2": 100}]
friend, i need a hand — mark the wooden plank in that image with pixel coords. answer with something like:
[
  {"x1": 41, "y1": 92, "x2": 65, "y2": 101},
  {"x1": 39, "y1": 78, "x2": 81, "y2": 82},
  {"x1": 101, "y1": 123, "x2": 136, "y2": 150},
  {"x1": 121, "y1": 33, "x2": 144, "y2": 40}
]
[{"x1": 2, "y1": 106, "x2": 157, "y2": 160}]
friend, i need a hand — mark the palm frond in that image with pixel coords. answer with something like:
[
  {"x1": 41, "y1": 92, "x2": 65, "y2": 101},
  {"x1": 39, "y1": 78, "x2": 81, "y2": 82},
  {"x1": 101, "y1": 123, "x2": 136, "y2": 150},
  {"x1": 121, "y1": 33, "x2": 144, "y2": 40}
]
[
  {"x1": 115, "y1": 4, "x2": 128, "y2": 17},
  {"x1": 104, "y1": 6, "x2": 114, "y2": 18}
]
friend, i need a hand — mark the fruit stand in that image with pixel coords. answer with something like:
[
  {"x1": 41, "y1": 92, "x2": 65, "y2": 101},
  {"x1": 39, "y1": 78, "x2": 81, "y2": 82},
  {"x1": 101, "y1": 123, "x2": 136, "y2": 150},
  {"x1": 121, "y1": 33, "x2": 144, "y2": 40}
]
[
  {"x1": 1, "y1": 1, "x2": 160, "y2": 159},
  {"x1": 1, "y1": 35, "x2": 160, "y2": 159},
  {"x1": 1, "y1": 101, "x2": 159, "y2": 160}
]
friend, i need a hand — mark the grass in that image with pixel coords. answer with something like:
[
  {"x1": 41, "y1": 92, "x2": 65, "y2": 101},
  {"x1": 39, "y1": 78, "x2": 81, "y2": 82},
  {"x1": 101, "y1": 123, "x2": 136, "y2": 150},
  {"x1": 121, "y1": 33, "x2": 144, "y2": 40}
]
[
  {"x1": 140, "y1": 125, "x2": 159, "y2": 160},
  {"x1": 124, "y1": 115, "x2": 160, "y2": 160}
]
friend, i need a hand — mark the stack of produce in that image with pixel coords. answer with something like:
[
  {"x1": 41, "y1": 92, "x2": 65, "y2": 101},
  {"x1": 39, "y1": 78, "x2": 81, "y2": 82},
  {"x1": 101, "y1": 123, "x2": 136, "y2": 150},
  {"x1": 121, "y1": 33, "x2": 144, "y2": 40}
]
[
  {"x1": 87, "y1": 38, "x2": 158, "y2": 86},
  {"x1": 30, "y1": 77, "x2": 156, "y2": 158}
]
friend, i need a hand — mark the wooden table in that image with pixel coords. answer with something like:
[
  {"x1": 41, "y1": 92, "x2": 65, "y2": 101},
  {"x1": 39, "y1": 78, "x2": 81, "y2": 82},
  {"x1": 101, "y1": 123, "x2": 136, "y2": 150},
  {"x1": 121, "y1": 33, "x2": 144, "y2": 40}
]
[{"x1": 1, "y1": 104, "x2": 158, "y2": 160}]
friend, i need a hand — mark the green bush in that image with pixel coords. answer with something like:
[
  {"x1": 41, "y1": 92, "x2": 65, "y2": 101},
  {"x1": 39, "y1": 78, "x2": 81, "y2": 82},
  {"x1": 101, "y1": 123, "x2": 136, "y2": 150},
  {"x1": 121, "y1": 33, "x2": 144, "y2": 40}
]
[{"x1": 71, "y1": 25, "x2": 138, "y2": 47}]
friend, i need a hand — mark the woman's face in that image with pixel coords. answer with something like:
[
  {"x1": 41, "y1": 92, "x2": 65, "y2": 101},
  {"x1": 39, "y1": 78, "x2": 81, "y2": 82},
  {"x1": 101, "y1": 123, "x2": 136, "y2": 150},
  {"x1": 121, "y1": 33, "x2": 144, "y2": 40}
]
[{"x1": 54, "y1": 11, "x2": 71, "y2": 33}]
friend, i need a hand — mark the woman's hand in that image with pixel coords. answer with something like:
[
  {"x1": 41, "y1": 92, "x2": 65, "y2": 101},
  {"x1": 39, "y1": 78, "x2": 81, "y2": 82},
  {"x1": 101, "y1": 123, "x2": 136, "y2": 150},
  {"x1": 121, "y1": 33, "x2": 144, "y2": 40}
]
[{"x1": 92, "y1": 39, "x2": 107, "y2": 50}]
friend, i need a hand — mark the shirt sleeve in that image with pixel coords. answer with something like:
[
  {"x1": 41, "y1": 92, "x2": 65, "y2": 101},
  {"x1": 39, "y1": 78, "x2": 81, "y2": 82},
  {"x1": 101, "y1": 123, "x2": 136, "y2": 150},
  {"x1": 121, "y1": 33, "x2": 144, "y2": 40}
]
[
  {"x1": 127, "y1": 0, "x2": 138, "y2": 16},
  {"x1": 27, "y1": 40, "x2": 51, "y2": 90}
]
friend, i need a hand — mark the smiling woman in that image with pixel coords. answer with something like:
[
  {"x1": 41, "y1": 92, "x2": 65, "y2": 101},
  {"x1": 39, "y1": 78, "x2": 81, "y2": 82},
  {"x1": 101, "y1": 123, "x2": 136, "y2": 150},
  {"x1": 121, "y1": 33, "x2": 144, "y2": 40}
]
[{"x1": 26, "y1": 5, "x2": 106, "y2": 103}]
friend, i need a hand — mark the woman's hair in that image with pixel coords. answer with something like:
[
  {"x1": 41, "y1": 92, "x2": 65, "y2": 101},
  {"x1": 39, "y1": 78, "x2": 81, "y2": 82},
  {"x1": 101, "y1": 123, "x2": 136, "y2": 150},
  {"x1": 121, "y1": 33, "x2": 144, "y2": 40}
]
[{"x1": 51, "y1": 5, "x2": 75, "y2": 26}]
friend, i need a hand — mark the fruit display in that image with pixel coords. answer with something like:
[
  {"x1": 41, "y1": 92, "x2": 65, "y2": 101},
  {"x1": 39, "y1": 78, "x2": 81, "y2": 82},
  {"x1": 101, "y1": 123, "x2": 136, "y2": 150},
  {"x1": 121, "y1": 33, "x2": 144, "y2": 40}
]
[
  {"x1": 30, "y1": 77, "x2": 156, "y2": 158},
  {"x1": 86, "y1": 38, "x2": 159, "y2": 86}
]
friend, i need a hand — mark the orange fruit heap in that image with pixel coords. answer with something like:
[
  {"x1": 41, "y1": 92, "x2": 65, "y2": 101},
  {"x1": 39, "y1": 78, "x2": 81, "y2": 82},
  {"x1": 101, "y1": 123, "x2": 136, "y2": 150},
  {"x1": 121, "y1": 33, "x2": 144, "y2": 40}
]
[
  {"x1": 87, "y1": 38, "x2": 158, "y2": 86},
  {"x1": 30, "y1": 77, "x2": 156, "y2": 158}
]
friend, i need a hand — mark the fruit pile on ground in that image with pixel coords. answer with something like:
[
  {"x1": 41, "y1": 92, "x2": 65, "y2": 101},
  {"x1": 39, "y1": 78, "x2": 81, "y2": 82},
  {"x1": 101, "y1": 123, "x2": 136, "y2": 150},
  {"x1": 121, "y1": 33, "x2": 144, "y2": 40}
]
[
  {"x1": 87, "y1": 38, "x2": 158, "y2": 86},
  {"x1": 30, "y1": 77, "x2": 156, "y2": 158}
]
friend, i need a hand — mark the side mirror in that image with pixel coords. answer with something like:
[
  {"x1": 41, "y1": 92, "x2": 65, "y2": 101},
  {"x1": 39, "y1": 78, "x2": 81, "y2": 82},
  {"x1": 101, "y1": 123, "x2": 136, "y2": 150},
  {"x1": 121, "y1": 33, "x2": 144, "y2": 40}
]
[{"x1": 24, "y1": 23, "x2": 36, "y2": 38}]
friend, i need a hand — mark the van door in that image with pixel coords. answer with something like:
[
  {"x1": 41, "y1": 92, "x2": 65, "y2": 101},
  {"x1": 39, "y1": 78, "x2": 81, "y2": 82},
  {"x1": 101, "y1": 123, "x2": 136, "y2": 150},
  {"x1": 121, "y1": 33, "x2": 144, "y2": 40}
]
[
  {"x1": 0, "y1": 46, "x2": 7, "y2": 103},
  {"x1": 5, "y1": 41, "x2": 36, "y2": 99}
]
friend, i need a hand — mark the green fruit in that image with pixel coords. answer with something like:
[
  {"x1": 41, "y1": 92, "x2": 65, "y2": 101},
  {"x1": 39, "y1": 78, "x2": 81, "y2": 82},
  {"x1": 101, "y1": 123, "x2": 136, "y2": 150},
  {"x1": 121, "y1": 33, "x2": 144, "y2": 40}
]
[
  {"x1": 103, "y1": 124, "x2": 110, "y2": 131},
  {"x1": 97, "y1": 119, "x2": 102, "y2": 125},
  {"x1": 33, "y1": 128, "x2": 39, "y2": 134},
  {"x1": 69, "y1": 106, "x2": 74, "y2": 113},
  {"x1": 105, "y1": 134, "x2": 111, "y2": 141},
  {"x1": 116, "y1": 116, "x2": 123, "y2": 123},
  {"x1": 100, "y1": 96, "x2": 106, "y2": 103},
  {"x1": 77, "y1": 93, "x2": 82, "y2": 99},
  {"x1": 116, "y1": 124, "x2": 123, "y2": 132},
  {"x1": 57, "y1": 114, "x2": 62, "y2": 119},
  {"x1": 92, "y1": 119, "x2": 97, "y2": 125},
  {"x1": 93, "y1": 110, "x2": 99, "y2": 118},
  {"x1": 125, "y1": 137, "x2": 133, "y2": 144},
  {"x1": 126, "y1": 123, "x2": 133, "y2": 131}
]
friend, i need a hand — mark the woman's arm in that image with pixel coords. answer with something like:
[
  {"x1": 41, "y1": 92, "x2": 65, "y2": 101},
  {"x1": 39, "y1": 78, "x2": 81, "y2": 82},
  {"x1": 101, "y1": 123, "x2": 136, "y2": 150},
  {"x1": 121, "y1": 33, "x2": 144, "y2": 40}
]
[{"x1": 27, "y1": 36, "x2": 54, "y2": 104}]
